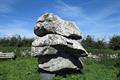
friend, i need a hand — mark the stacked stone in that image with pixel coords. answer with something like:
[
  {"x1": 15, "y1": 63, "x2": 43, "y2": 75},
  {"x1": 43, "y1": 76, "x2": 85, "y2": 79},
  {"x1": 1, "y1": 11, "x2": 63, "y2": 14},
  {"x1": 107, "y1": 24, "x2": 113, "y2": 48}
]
[{"x1": 31, "y1": 13, "x2": 88, "y2": 79}]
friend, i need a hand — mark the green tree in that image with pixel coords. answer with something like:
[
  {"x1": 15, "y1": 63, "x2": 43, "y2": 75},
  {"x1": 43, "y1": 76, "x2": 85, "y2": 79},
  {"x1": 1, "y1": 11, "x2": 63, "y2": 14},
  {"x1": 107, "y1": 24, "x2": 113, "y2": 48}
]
[
  {"x1": 0, "y1": 35, "x2": 34, "y2": 47},
  {"x1": 95, "y1": 39, "x2": 106, "y2": 49},
  {"x1": 109, "y1": 35, "x2": 120, "y2": 50},
  {"x1": 82, "y1": 35, "x2": 96, "y2": 48}
]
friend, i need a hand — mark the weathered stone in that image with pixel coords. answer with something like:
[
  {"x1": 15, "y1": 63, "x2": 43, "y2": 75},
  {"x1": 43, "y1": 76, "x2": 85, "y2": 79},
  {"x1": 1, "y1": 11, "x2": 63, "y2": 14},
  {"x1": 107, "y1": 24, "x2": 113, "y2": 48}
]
[
  {"x1": 31, "y1": 46, "x2": 87, "y2": 57},
  {"x1": 31, "y1": 46, "x2": 57, "y2": 56},
  {"x1": 31, "y1": 13, "x2": 88, "y2": 79},
  {"x1": 40, "y1": 72, "x2": 55, "y2": 80},
  {"x1": 37, "y1": 52, "x2": 83, "y2": 72},
  {"x1": 32, "y1": 34, "x2": 88, "y2": 57},
  {"x1": 0, "y1": 52, "x2": 15, "y2": 59},
  {"x1": 34, "y1": 13, "x2": 82, "y2": 39},
  {"x1": 38, "y1": 57, "x2": 81, "y2": 72}
]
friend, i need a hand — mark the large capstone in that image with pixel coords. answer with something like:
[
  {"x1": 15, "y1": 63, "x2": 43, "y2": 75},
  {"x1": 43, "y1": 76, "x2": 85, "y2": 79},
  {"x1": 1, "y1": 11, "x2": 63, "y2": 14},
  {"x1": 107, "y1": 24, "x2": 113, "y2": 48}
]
[{"x1": 34, "y1": 13, "x2": 82, "y2": 39}]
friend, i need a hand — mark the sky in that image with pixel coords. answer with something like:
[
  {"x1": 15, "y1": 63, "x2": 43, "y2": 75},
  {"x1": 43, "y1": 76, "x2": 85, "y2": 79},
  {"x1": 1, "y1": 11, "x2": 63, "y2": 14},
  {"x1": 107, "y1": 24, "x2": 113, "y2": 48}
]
[{"x1": 0, "y1": 0, "x2": 120, "y2": 40}]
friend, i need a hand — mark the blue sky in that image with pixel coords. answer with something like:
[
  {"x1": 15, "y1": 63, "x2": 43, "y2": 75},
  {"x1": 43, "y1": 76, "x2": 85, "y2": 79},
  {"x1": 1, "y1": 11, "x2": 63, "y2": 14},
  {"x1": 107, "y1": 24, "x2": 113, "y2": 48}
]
[{"x1": 0, "y1": 0, "x2": 120, "y2": 40}]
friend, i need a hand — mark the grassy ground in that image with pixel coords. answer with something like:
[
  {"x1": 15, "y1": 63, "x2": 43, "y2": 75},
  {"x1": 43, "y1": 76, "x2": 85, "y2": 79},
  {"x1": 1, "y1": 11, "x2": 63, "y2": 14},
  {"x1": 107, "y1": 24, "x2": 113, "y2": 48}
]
[
  {"x1": 0, "y1": 47, "x2": 119, "y2": 80},
  {"x1": 54, "y1": 59, "x2": 118, "y2": 80},
  {"x1": 0, "y1": 57, "x2": 119, "y2": 80},
  {"x1": 0, "y1": 57, "x2": 39, "y2": 80}
]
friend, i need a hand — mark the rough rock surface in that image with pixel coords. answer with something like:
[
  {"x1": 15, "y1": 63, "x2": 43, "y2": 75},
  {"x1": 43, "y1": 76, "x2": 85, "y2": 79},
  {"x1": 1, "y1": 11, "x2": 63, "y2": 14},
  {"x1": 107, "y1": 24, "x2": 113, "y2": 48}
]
[
  {"x1": 31, "y1": 13, "x2": 88, "y2": 79},
  {"x1": 37, "y1": 52, "x2": 83, "y2": 72},
  {"x1": 39, "y1": 57, "x2": 79, "y2": 72},
  {"x1": 0, "y1": 52, "x2": 15, "y2": 59},
  {"x1": 40, "y1": 73, "x2": 55, "y2": 80},
  {"x1": 32, "y1": 34, "x2": 83, "y2": 49},
  {"x1": 31, "y1": 46, "x2": 87, "y2": 57},
  {"x1": 31, "y1": 46, "x2": 58, "y2": 56},
  {"x1": 34, "y1": 13, "x2": 82, "y2": 39},
  {"x1": 32, "y1": 34, "x2": 88, "y2": 57}
]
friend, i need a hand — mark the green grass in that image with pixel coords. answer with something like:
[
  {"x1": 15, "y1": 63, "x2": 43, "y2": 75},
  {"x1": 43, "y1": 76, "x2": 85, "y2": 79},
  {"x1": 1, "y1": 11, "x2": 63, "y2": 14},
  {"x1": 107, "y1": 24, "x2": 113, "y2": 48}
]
[
  {"x1": 0, "y1": 57, "x2": 118, "y2": 80},
  {"x1": 0, "y1": 57, "x2": 39, "y2": 80},
  {"x1": 85, "y1": 47, "x2": 120, "y2": 55},
  {"x1": 0, "y1": 47, "x2": 119, "y2": 80},
  {"x1": 54, "y1": 59, "x2": 118, "y2": 80},
  {"x1": 0, "y1": 47, "x2": 31, "y2": 53}
]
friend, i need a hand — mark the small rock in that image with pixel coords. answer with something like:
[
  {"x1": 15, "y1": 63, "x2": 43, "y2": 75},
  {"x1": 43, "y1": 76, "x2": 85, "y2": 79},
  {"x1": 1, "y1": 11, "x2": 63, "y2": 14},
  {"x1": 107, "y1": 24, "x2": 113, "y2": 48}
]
[
  {"x1": 40, "y1": 72, "x2": 55, "y2": 80},
  {"x1": 0, "y1": 52, "x2": 15, "y2": 59}
]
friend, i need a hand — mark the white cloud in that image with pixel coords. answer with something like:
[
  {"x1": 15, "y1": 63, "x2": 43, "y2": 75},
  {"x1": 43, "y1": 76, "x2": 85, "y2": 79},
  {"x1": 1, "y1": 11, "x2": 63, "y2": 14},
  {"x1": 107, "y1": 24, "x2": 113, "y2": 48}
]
[
  {"x1": 0, "y1": 19, "x2": 35, "y2": 38},
  {"x1": 54, "y1": 0, "x2": 120, "y2": 39},
  {"x1": 55, "y1": 0, "x2": 100, "y2": 32},
  {"x1": 55, "y1": 0, "x2": 99, "y2": 25},
  {"x1": 55, "y1": 0, "x2": 82, "y2": 17}
]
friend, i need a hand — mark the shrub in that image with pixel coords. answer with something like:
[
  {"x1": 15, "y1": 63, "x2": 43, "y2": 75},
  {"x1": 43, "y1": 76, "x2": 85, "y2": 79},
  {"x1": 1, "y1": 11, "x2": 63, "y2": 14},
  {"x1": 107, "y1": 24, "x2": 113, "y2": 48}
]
[
  {"x1": 95, "y1": 39, "x2": 107, "y2": 49},
  {"x1": 82, "y1": 35, "x2": 107, "y2": 49},
  {"x1": 82, "y1": 35, "x2": 96, "y2": 48},
  {"x1": 109, "y1": 35, "x2": 120, "y2": 50}
]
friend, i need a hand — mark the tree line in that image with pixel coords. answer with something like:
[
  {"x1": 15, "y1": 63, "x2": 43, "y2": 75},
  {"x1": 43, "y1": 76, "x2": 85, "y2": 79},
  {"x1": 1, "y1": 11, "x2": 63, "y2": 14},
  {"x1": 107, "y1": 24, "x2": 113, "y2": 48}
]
[
  {"x1": 0, "y1": 35, "x2": 34, "y2": 47},
  {"x1": 82, "y1": 35, "x2": 120, "y2": 50},
  {"x1": 0, "y1": 35, "x2": 120, "y2": 50}
]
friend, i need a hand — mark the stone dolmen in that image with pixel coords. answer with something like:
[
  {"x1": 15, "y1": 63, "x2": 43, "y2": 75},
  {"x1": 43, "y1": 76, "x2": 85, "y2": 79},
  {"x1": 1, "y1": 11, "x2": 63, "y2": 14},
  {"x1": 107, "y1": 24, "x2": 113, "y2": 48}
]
[{"x1": 31, "y1": 13, "x2": 88, "y2": 80}]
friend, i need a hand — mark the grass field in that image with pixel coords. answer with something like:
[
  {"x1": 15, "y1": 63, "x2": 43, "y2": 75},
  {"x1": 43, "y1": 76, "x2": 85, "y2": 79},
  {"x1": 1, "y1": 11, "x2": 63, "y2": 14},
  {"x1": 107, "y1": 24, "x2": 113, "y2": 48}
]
[
  {"x1": 54, "y1": 59, "x2": 118, "y2": 80},
  {"x1": 0, "y1": 56, "x2": 119, "y2": 80},
  {"x1": 0, "y1": 57, "x2": 39, "y2": 80},
  {"x1": 0, "y1": 47, "x2": 120, "y2": 80}
]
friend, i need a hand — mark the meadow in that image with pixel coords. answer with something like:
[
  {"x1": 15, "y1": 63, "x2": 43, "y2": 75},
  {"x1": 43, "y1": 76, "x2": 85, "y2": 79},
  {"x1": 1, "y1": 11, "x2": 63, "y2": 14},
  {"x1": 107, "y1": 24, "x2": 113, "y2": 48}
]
[
  {"x1": 0, "y1": 35, "x2": 120, "y2": 80},
  {"x1": 0, "y1": 52, "x2": 119, "y2": 80}
]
